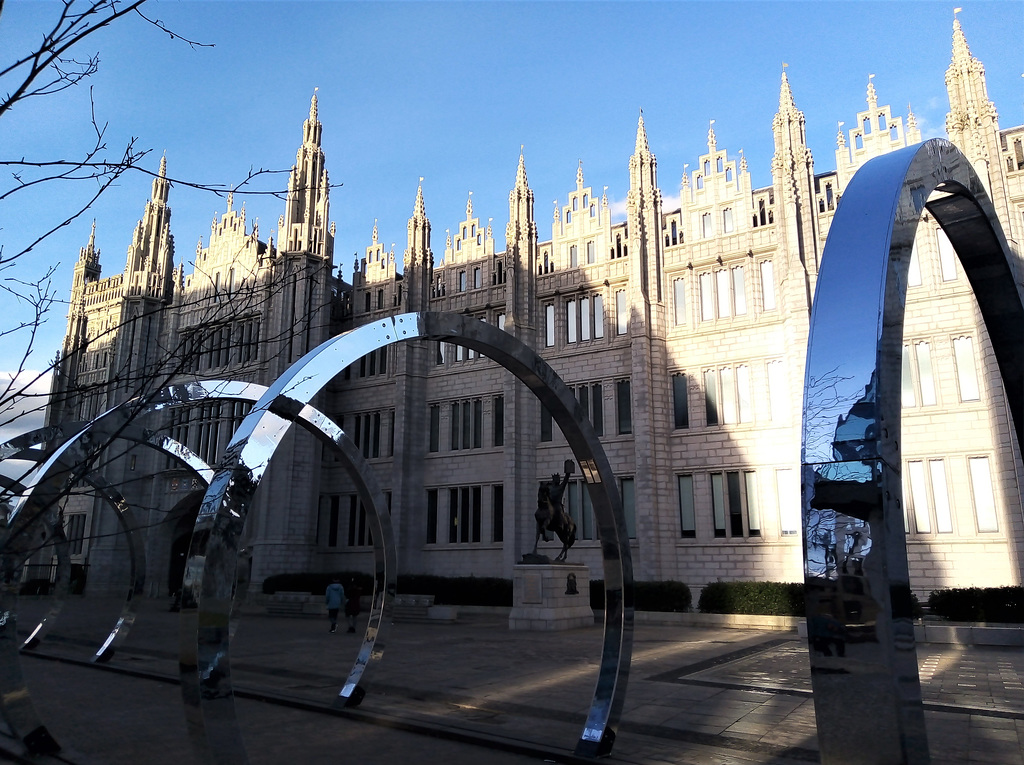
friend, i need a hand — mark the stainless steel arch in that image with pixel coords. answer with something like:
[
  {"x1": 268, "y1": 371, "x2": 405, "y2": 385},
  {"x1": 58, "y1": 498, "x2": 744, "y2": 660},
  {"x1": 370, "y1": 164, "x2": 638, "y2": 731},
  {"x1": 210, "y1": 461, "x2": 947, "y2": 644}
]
[
  {"x1": 802, "y1": 138, "x2": 1022, "y2": 764},
  {"x1": 185, "y1": 312, "x2": 633, "y2": 762},
  {"x1": 0, "y1": 381, "x2": 396, "y2": 755}
]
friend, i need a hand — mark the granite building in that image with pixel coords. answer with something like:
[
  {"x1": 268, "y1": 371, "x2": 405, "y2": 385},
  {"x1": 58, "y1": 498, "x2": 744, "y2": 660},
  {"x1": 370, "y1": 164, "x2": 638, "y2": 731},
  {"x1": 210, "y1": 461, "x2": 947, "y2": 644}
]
[{"x1": 48, "y1": 19, "x2": 1023, "y2": 600}]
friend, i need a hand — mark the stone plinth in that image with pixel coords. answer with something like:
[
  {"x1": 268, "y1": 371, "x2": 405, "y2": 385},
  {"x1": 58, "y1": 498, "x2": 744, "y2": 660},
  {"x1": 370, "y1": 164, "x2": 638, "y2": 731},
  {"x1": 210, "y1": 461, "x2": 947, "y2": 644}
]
[{"x1": 509, "y1": 563, "x2": 593, "y2": 631}]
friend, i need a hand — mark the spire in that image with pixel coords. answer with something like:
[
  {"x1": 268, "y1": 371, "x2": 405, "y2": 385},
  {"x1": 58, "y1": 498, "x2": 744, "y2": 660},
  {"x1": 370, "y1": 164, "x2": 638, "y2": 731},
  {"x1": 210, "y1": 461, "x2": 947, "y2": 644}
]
[
  {"x1": 634, "y1": 110, "x2": 650, "y2": 155},
  {"x1": 739, "y1": 149, "x2": 748, "y2": 174},
  {"x1": 151, "y1": 153, "x2": 169, "y2": 205},
  {"x1": 707, "y1": 119, "x2": 717, "y2": 150},
  {"x1": 778, "y1": 69, "x2": 798, "y2": 115},
  {"x1": 372, "y1": 218, "x2": 378, "y2": 244},
  {"x1": 310, "y1": 88, "x2": 319, "y2": 121},
  {"x1": 516, "y1": 145, "x2": 528, "y2": 188},
  {"x1": 226, "y1": 192, "x2": 233, "y2": 212},
  {"x1": 952, "y1": 11, "x2": 971, "y2": 63},
  {"x1": 88, "y1": 220, "x2": 96, "y2": 250},
  {"x1": 158, "y1": 153, "x2": 167, "y2": 178},
  {"x1": 466, "y1": 191, "x2": 473, "y2": 218},
  {"x1": 906, "y1": 105, "x2": 917, "y2": 132},
  {"x1": 576, "y1": 159, "x2": 584, "y2": 187},
  {"x1": 836, "y1": 121, "x2": 846, "y2": 148},
  {"x1": 414, "y1": 178, "x2": 426, "y2": 220},
  {"x1": 867, "y1": 74, "x2": 878, "y2": 109}
]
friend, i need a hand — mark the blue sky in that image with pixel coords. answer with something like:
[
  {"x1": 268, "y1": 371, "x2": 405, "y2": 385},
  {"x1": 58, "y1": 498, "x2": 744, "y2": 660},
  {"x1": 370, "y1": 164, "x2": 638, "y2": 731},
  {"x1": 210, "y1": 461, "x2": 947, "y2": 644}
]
[{"x1": 1, "y1": 0, "x2": 1021, "y2": 414}]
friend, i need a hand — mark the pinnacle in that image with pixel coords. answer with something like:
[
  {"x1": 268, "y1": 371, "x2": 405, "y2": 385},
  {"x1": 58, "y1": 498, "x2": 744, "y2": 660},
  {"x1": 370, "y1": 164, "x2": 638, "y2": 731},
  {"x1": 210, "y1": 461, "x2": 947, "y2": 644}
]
[
  {"x1": 778, "y1": 70, "x2": 798, "y2": 114},
  {"x1": 466, "y1": 191, "x2": 473, "y2": 218},
  {"x1": 158, "y1": 153, "x2": 167, "y2": 178},
  {"x1": 310, "y1": 88, "x2": 319, "y2": 122},
  {"x1": 414, "y1": 178, "x2": 426, "y2": 219},
  {"x1": 867, "y1": 75, "x2": 878, "y2": 108},
  {"x1": 634, "y1": 110, "x2": 650, "y2": 155},
  {"x1": 951, "y1": 14, "x2": 972, "y2": 65},
  {"x1": 516, "y1": 146, "x2": 528, "y2": 188},
  {"x1": 576, "y1": 159, "x2": 584, "y2": 187}
]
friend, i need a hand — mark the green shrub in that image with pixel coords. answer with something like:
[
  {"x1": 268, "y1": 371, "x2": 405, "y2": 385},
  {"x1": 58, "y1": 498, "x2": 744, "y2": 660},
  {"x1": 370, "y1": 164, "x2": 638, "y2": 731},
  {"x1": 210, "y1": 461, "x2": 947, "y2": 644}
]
[
  {"x1": 927, "y1": 586, "x2": 1024, "y2": 623},
  {"x1": 589, "y1": 579, "x2": 691, "y2": 612},
  {"x1": 698, "y1": 580, "x2": 804, "y2": 616}
]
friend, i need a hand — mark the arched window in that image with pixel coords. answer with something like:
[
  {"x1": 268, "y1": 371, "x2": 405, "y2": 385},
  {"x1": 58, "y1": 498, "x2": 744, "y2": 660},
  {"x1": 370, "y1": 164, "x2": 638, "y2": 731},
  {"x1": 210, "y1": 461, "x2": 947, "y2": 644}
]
[
  {"x1": 703, "y1": 160, "x2": 710, "y2": 175},
  {"x1": 716, "y1": 157, "x2": 723, "y2": 173},
  {"x1": 696, "y1": 175, "x2": 704, "y2": 190}
]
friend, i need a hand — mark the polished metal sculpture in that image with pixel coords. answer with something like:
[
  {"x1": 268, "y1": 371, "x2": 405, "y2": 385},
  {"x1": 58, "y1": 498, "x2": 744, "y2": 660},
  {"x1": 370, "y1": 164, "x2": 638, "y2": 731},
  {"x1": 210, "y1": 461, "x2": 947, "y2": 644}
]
[
  {"x1": 0, "y1": 381, "x2": 395, "y2": 756},
  {"x1": 186, "y1": 312, "x2": 633, "y2": 761},
  {"x1": 802, "y1": 138, "x2": 1022, "y2": 765}
]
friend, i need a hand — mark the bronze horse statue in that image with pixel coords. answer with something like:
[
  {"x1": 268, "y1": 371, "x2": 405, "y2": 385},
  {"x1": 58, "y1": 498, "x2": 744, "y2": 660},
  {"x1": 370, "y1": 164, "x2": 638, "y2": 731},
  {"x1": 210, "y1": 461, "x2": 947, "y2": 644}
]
[{"x1": 533, "y1": 467, "x2": 577, "y2": 562}]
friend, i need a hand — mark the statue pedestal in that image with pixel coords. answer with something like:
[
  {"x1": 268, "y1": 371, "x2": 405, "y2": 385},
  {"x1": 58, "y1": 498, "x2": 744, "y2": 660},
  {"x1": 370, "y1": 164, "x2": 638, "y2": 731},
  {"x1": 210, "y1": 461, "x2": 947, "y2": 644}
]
[{"x1": 509, "y1": 563, "x2": 593, "y2": 631}]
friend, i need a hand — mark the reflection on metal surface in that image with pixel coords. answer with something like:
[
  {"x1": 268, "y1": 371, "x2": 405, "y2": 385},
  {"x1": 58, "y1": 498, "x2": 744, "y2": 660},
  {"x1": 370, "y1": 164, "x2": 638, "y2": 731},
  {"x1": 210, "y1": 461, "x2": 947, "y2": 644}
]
[
  {"x1": 0, "y1": 381, "x2": 395, "y2": 757},
  {"x1": 802, "y1": 139, "x2": 1022, "y2": 765},
  {"x1": 186, "y1": 313, "x2": 632, "y2": 762}
]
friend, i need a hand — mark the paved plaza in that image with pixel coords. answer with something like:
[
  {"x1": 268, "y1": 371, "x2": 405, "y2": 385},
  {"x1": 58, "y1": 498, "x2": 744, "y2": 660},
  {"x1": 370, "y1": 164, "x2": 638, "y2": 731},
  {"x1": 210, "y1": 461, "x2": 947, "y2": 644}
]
[{"x1": 1, "y1": 597, "x2": 1021, "y2": 764}]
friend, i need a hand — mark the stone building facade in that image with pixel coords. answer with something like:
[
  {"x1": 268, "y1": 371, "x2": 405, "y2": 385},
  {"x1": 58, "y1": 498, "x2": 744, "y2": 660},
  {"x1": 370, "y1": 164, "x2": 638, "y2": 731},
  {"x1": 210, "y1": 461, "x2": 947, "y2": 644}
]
[{"x1": 49, "y1": 20, "x2": 1023, "y2": 599}]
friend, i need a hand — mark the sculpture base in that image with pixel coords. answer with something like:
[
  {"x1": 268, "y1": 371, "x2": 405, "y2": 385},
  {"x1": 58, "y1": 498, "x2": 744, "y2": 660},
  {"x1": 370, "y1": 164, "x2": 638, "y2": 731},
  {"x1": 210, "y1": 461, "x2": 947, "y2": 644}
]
[{"x1": 509, "y1": 563, "x2": 592, "y2": 631}]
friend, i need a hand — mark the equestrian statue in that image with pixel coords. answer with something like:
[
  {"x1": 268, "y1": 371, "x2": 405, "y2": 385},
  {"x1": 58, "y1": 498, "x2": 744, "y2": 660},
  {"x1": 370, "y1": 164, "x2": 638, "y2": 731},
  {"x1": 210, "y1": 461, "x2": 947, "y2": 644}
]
[{"x1": 531, "y1": 460, "x2": 577, "y2": 562}]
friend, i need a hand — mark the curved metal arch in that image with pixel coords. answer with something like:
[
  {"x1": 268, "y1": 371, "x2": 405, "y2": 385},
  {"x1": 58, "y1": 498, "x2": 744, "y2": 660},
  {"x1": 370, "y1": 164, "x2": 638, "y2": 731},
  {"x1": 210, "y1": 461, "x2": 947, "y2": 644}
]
[
  {"x1": 186, "y1": 312, "x2": 632, "y2": 762},
  {"x1": 0, "y1": 381, "x2": 395, "y2": 755},
  {"x1": 801, "y1": 138, "x2": 1022, "y2": 764}
]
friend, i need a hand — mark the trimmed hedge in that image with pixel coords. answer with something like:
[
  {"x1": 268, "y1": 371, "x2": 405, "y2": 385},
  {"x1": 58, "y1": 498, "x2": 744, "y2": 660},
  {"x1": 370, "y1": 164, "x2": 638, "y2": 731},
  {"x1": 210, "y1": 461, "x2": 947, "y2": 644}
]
[
  {"x1": 698, "y1": 580, "x2": 804, "y2": 616},
  {"x1": 589, "y1": 580, "x2": 692, "y2": 612},
  {"x1": 262, "y1": 572, "x2": 512, "y2": 607},
  {"x1": 927, "y1": 586, "x2": 1024, "y2": 623}
]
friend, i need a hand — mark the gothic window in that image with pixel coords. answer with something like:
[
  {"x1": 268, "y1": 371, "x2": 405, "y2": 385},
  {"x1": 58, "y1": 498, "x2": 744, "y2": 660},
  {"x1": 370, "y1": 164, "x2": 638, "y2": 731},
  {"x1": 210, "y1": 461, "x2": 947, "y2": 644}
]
[
  {"x1": 673, "y1": 278, "x2": 686, "y2": 325},
  {"x1": 696, "y1": 175, "x2": 704, "y2": 190},
  {"x1": 725, "y1": 167, "x2": 733, "y2": 183},
  {"x1": 878, "y1": 113, "x2": 887, "y2": 132},
  {"x1": 722, "y1": 208, "x2": 734, "y2": 234},
  {"x1": 677, "y1": 475, "x2": 695, "y2": 538},
  {"x1": 566, "y1": 481, "x2": 595, "y2": 540},
  {"x1": 732, "y1": 267, "x2": 746, "y2": 315},
  {"x1": 760, "y1": 260, "x2": 776, "y2": 311},
  {"x1": 936, "y1": 228, "x2": 958, "y2": 281},
  {"x1": 716, "y1": 157, "x2": 724, "y2": 173},
  {"x1": 458, "y1": 270, "x2": 467, "y2": 292},
  {"x1": 583, "y1": 194, "x2": 588, "y2": 207},
  {"x1": 615, "y1": 290, "x2": 628, "y2": 335},
  {"x1": 586, "y1": 240, "x2": 595, "y2": 264},
  {"x1": 907, "y1": 240, "x2": 922, "y2": 287},
  {"x1": 473, "y1": 267, "x2": 481, "y2": 289},
  {"x1": 670, "y1": 220, "x2": 678, "y2": 245},
  {"x1": 566, "y1": 300, "x2": 577, "y2": 343},
  {"x1": 570, "y1": 244, "x2": 578, "y2": 268},
  {"x1": 703, "y1": 160, "x2": 711, "y2": 175},
  {"x1": 426, "y1": 489, "x2": 438, "y2": 544},
  {"x1": 863, "y1": 117, "x2": 872, "y2": 135},
  {"x1": 968, "y1": 457, "x2": 998, "y2": 532},
  {"x1": 711, "y1": 471, "x2": 760, "y2": 538},
  {"x1": 620, "y1": 477, "x2": 637, "y2": 539},
  {"x1": 701, "y1": 212, "x2": 712, "y2": 238},
  {"x1": 776, "y1": 468, "x2": 800, "y2": 535},
  {"x1": 540, "y1": 406, "x2": 552, "y2": 442},
  {"x1": 952, "y1": 336, "x2": 980, "y2": 402},
  {"x1": 616, "y1": 379, "x2": 632, "y2": 434},
  {"x1": 905, "y1": 459, "x2": 953, "y2": 534},
  {"x1": 447, "y1": 486, "x2": 482, "y2": 544},
  {"x1": 573, "y1": 196, "x2": 578, "y2": 211},
  {"x1": 593, "y1": 294, "x2": 605, "y2": 339},
  {"x1": 901, "y1": 341, "x2": 936, "y2": 408},
  {"x1": 376, "y1": 289, "x2": 384, "y2": 309},
  {"x1": 672, "y1": 373, "x2": 689, "y2": 429},
  {"x1": 364, "y1": 292, "x2": 371, "y2": 312}
]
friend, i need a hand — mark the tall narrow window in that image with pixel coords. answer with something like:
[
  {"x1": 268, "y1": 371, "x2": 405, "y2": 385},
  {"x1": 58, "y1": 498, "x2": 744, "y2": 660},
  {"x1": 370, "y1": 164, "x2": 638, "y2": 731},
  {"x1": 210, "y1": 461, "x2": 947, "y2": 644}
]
[
  {"x1": 566, "y1": 300, "x2": 577, "y2": 343},
  {"x1": 700, "y1": 272, "x2": 715, "y2": 321},
  {"x1": 672, "y1": 373, "x2": 689, "y2": 429},
  {"x1": 450, "y1": 402, "x2": 460, "y2": 450},
  {"x1": 936, "y1": 227, "x2": 958, "y2": 281},
  {"x1": 720, "y1": 367, "x2": 737, "y2": 424},
  {"x1": 593, "y1": 294, "x2": 605, "y2": 338},
  {"x1": 968, "y1": 457, "x2": 998, "y2": 532},
  {"x1": 776, "y1": 468, "x2": 800, "y2": 535},
  {"x1": 929, "y1": 460, "x2": 953, "y2": 533},
  {"x1": 722, "y1": 207, "x2": 734, "y2": 233},
  {"x1": 767, "y1": 360, "x2": 788, "y2": 422},
  {"x1": 678, "y1": 475, "x2": 695, "y2": 538},
  {"x1": 426, "y1": 489, "x2": 438, "y2": 543},
  {"x1": 906, "y1": 461, "x2": 931, "y2": 533},
  {"x1": 591, "y1": 383, "x2": 604, "y2": 436},
  {"x1": 732, "y1": 267, "x2": 746, "y2": 315},
  {"x1": 673, "y1": 278, "x2": 686, "y2": 325},
  {"x1": 545, "y1": 304, "x2": 555, "y2": 347},
  {"x1": 580, "y1": 297, "x2": 591, "y2": 341},
  {"x1": 492, "y1": 485, "x2": 504, "y2": 543},
  {"x1": 704, "y1": 369, "x2": 719, "y2": 425},
  {"x1": 744, "y1": 472, "x2": 760, "y2": 536},
  {"x1": 615, "y1": 291, "x2": 628, "y2": 334},
  {"x1": 493, "y1": 395, "x2": 504, "y2": 447},
  {"x1": 711, "y1": 473, "x2": 726, "y2": 537},
  {"x1": 916, "y1": 341, "x2": 936, "y2": 406},
  {"x1": 953, "y1": 336, "x2": 980, "y2": 401},
  {"x1": 570, "y1": 245, "x2": 578, "y2": 268},
  {"x1": 716, "y1": 269, "x2": 731, "y2": 318},
  {"x1": 736, "y1": 365, "x2": 752, "y2": 423},
  {"x1": 760, "y1": 260, "x2": 776, "y2": 311},
  {"x1": 586, "y1": 240, "x2": 595, "y2": 264},
  {"x1": 621, "y1": 477, "x2": 636, "y2": 539},
  {"x1": 616, "y1": 380, "x2": 632, "y2": 434},
  {"x1": 701, "y1": 212, "x2": 712, "y2": 238},
  {"x1": 901, "y1": 345, "x2": 916, "y2": 408},
  {"x1": 907, "y1": 239, "x2": 922, "y2": 287}
]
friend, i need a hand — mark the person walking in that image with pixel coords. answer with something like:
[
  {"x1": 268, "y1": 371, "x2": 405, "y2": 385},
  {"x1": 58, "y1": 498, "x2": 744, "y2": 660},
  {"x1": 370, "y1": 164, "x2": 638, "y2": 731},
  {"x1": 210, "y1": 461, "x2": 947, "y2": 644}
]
[{"x1": 325, "y1": 578, "x2": 346, "y2": 634}]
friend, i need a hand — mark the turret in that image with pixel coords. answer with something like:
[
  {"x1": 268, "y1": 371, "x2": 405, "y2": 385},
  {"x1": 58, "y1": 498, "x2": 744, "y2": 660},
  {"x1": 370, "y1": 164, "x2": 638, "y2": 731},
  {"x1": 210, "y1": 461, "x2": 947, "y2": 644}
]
[
  {"x1": 281, "y1": 90, "x2": 333, "y2": 259},
  {"x1": 404, "y1": 180, "x2": 432, "y2": 312},
  {"x1": 626, "y1": 112, "x2": 664, "y2": 305},
  {"x1": 124, "y1": 155, "x2": 175, "y2": 302},
  {"x1": 504, "y1": 148, "x2": 537, "y2": 335}
]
